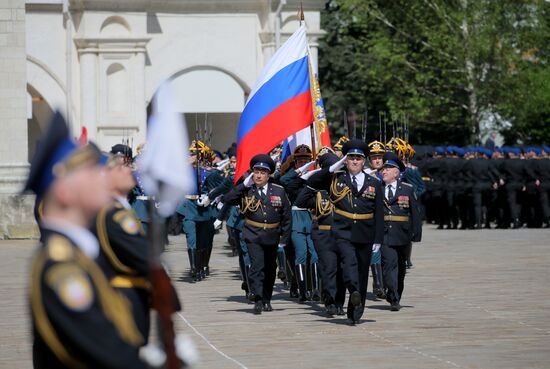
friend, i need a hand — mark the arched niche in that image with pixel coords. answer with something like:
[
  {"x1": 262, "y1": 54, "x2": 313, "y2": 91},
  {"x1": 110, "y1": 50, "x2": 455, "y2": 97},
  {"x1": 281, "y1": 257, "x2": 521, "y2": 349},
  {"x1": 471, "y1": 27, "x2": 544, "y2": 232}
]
[
  {"x1": 100, "y1": 16, "x2": 131, "y2": 36},
  {"x1": 106, "y1": 63, "x2": 128, "y2": 113}
]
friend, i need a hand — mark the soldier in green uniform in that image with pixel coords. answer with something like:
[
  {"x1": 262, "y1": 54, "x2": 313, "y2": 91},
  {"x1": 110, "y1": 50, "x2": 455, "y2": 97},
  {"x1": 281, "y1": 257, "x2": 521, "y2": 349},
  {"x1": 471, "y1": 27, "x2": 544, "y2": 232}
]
[
  {"x1": 279, "y1": 145, "x2": 319, "y2": 302},
  {"x1": 366, "y1": 140, "x2": 386, "y2": 299},
  {"x1": 24, "y1": 112, "x2": 148, "y2": 368},
  {"x1": 176, "y1": 140, "x2": 222, "y2": 281}
]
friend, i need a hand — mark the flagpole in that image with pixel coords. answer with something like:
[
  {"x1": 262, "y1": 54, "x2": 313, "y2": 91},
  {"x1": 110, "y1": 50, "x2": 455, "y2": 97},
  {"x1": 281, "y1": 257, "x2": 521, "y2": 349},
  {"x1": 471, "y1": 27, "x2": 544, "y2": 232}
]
[{"x1": 302, "y1": 6, "x2": 318, "y2": 158}]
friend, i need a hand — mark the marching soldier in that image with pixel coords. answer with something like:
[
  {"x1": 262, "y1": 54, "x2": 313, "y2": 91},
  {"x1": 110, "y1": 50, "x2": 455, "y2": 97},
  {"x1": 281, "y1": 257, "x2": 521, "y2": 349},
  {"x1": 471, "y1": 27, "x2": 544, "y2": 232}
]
[
  {"x1": 94, "y1": 151, "x2": 152, "y2": 342},
  {"x1": 223, "y1": 154, "x2": 292, "y2": 314},
  {"x1": 380, "y1": 152, "x2": 422, "y2": 311},
  {"x1": 366, "y1": 140, "x2": 386, "y2": 299},
  {"x1": 24, "y1": 112, "x2": 148, "y2": 368},
  {"x1": 176, "y1": 140, "x2": 221, "y2": 281},
  {"x1": 306, "y1": 139, "x2": 384, "y2": 324},
  {"x1": 295, "y1": 147, "x2": 346, "y2": 316}
]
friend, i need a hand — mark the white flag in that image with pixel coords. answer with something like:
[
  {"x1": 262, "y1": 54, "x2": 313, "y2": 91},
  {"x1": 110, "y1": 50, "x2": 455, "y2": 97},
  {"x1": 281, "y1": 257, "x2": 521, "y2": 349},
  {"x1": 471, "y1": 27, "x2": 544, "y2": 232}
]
[{"x1": 137, "y1": 82, "x2": 194, "y2": 217}]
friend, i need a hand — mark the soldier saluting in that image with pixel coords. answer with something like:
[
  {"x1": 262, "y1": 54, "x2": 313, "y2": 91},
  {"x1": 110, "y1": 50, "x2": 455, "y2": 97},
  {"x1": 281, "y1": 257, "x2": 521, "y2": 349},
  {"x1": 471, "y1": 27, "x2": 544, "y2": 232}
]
[
  {"x1": 223, "y1": 154, "x2": 291, "y2": 314},
  {"x1": 380, "y1": 152, "x2": 422, "y2": 311},
  {"x1": 306, "y1": 139, "x2": 384, "y2": 324}
]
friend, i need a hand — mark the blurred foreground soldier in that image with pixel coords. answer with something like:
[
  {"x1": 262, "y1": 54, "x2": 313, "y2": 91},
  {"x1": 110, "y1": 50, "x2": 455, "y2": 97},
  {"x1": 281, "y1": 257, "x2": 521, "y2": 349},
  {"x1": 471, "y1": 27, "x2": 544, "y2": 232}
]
[
  {"x1": 380, "y1": 153, "x2": 422, "y2": 311},
  {"x1": 224, "y1": 154, "x2": 291, "y2": 314},
  {"x1": 306, "y1": 139, "x2": 383, "y2": 324},
  {"x1": 24, "y1": 113, "x2": 147, "y2": 368},
  {"x1": 94, "y1": 153, "x2": 152, "y2": 342}
]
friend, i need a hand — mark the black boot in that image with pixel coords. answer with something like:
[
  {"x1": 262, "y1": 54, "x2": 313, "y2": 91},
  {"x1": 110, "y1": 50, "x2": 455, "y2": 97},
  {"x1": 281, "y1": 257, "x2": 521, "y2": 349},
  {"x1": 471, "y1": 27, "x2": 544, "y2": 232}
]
[
  {"x1": 276, "y1": 248, "x2": 288, "y2": 282},
  {"x1": 197, "y1": 249, "x2": 205, "y2": 281},
  {"x1": 295, "y1": 264, "x2": 309, "y2": 303},
  {"x1": 204, "y1": 244, "x2": 213, "y2": 276},
  {"x1": 287, "y1": 260, "x2": 299, "y2": 298},
  {"x1": 188, "y1": 249, "x2": 198, "y2": 282},
  {"x1": 371, "y1": 264, "x2": 386, "y2": 299},
  {"x1": 243, "y1": 264, "x2": 252, "y2": 300},
  {"x1": 310, "y1": 263, "x2": 321, "y2": 302}
]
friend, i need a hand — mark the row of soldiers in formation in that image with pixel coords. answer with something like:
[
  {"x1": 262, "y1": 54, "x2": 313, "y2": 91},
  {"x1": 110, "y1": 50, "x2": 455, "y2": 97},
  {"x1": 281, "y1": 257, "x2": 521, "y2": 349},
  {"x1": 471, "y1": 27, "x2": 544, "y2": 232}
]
[
  {"x1": 157, "y1": 134, "x2": 422, "y2": 322},
  {"x1": 414, "y1": 145, "x2": 550, "y2": 229}
]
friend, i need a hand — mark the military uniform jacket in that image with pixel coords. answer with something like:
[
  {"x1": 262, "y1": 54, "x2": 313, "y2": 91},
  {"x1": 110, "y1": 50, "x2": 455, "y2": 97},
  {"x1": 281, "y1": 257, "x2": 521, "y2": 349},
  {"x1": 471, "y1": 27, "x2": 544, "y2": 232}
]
[
  {"x1": 224, "y1": 182, "x2": 291, "y2": 246},
  {"x1": 470, "y1": 158, "x2": 499, "y2": 191},
  {"x1": 31, "y1": 228, "x2": 146, "y2": 369},
  {"x1": 295, "y1": 186, "x2": 334, "y2": 228},
  {"x1": 383, "y1": 181, "x2": 422, "y2": 246},
  {"x1": 94, "y1": 200, "x2": 149, "y2": 286},
  {"x1": 310, "y1": 168, "x2": 384, "y2": 244}
]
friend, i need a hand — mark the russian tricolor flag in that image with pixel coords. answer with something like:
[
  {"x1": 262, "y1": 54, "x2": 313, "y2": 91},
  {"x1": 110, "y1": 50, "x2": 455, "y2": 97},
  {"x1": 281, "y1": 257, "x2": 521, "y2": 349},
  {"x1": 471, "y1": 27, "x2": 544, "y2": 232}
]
[{"x1": 235, "y1": 25, "x2": 314, "y2": 182}]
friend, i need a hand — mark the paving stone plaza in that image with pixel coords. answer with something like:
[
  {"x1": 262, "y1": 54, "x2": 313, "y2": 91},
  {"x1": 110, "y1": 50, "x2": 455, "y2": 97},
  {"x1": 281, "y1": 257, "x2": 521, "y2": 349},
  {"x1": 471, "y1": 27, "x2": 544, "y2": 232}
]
[{"x1": 1, "y1": 225, "x2": 549, "y2": 369}]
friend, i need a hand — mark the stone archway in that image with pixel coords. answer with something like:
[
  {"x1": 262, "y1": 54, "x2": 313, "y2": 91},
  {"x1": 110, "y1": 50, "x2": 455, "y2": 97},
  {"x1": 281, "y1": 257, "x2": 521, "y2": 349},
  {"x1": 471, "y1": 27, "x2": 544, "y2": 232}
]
[{"x1": 147, "y1": 66, "x2": 250, "y2": 153}]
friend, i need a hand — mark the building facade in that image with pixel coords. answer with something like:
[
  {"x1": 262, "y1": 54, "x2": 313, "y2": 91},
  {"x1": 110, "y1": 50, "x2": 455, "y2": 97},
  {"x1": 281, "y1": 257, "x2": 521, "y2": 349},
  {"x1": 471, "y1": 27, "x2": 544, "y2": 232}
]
[{"x1": 0, "y1": 0, "x2": 324, "y2": 238}]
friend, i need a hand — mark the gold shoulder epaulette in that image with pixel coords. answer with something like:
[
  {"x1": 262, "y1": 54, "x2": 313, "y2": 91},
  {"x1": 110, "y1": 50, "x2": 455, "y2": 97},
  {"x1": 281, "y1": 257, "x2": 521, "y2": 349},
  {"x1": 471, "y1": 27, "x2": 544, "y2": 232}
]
[
  {"x1": 402, "y1": 182, "x2": 413, "y2": 187},
  {"x1": 46, "y1": 235, "x2": 75, "y2": 261},
  {"x1": 113, "y1": 209, "x2": 140, "y2": 235},
  {"x1": 272, "y1": 183, "x2": 284, "y2": 189}
]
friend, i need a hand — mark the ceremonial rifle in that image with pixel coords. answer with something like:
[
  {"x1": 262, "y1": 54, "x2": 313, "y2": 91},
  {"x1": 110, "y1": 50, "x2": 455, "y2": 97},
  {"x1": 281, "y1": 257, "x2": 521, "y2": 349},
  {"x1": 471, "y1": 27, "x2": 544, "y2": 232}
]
[{"x1": 148, "y1": 192, "x2": 184, "y2": 369}]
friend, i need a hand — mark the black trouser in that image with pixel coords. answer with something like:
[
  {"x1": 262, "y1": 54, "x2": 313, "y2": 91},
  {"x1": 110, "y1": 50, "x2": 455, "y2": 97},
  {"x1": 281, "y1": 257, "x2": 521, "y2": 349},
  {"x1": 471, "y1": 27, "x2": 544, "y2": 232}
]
[
  {"x1": 505, "y1": 184, "x2": 522, "y2": 222},
  {"x1": 335, "y1": 238, "x2": 372, "y2": 318},
  {"x1": 247, "y1": 242, "x2": 278, "y2": 303},
  {"x1": 381, "y1": 244, "x2": 408, "y2": 304},
  {"x1": 539, "y1": 185, "x2": 550, "y2": 220},
  {"x1": 312, "y1": 228, "x2": 344, "y2": 305},
  {"x1": 473, "y1": 185, "x2": 491, "y2": 226}
]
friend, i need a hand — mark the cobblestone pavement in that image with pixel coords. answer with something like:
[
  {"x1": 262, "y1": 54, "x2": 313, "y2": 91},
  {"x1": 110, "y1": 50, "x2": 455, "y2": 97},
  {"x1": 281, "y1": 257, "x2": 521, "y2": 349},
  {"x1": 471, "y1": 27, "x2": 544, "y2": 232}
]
[{"x1": 1, "y1": 225, "x2": 549, "y2": 369}]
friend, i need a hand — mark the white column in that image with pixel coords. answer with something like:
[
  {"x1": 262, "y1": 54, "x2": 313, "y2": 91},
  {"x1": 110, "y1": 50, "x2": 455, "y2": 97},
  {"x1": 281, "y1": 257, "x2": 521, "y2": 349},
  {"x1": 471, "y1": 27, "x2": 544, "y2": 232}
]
[
  {"x1": 134, "y1": 51, "x2": 146, "y2": 145},
  {"x1": 309, "y1": 43, "x2": 319, "y2": 75},
  {"x1": 80, "y1": 51, "x2": 97, "y2": 140}
]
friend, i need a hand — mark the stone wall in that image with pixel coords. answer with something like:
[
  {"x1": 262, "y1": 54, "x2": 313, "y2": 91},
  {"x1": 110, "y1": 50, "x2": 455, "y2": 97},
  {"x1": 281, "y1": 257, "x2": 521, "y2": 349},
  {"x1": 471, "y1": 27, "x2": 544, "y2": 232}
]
[{"x1": 0, "y1": 0, "x2": 37, "y2": 239}]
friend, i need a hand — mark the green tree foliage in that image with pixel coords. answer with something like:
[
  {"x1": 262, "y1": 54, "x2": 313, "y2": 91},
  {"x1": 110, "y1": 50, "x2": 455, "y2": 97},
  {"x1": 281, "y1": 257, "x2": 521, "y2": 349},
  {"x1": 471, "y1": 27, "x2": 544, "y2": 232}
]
[{"x1": 318, "y1": 0, "x2": 550, "y2": 146}]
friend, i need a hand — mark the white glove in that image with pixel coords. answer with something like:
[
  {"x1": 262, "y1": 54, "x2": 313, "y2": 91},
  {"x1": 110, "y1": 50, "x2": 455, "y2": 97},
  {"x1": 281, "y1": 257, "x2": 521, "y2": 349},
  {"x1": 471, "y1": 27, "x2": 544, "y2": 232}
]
[
  {"x1": 372, "y1": 243, "x2": 381, "y2": 253},
  {"x1": 139, "y1": 343, "x2": 166, "y2": 368},
  {"x1": 243, "y1": 172, "x2": 254, "y2": 187},
  {"x1": 213, "y1": 219, "x2": 223, "y2": 230},
  {"x1": 278, "y1": 243, "x2": 286, "y2": 248},
  {"x1": 197, "y1": 194, "x2": 210, "y2": 207},
  {"x1": 296, "y1": 160, "x2": 317, "y2": 175},
  {"x1": 175, "y1": 333, "x2": 200, "y2": 367},
  {"x1": 300, "y1": 168, "x2": 322, "y2": 180},
  {"x1": 216, "y1": 202, "x2": 224, "y2": 210},
  {"x1": 216, "y1": 159, "x2": 230, "y2": 171},
  {"x1": 329, "y1": 155, "x2": 347, "y2": 173}
]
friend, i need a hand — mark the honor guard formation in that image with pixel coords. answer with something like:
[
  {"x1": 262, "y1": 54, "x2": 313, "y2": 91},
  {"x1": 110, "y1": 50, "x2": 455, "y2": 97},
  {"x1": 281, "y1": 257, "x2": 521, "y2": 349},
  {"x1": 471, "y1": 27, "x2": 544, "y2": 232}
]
[{"x1": 23, "y1": 109, "x2": 550, "y2": 367}]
